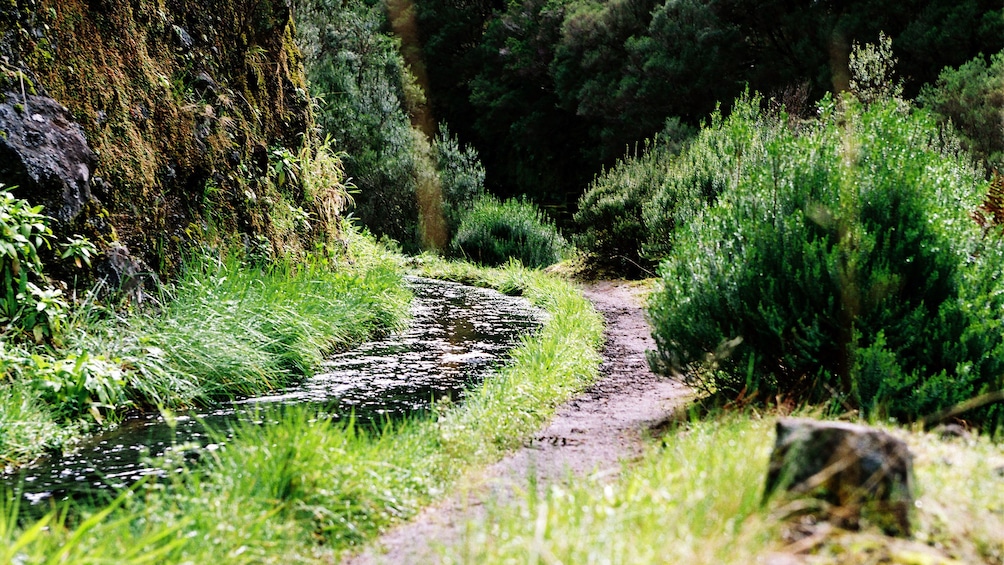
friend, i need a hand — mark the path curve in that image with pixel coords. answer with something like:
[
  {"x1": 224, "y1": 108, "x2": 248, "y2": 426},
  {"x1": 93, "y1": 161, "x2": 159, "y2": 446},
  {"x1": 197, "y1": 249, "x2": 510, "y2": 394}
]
[{"x1": 345, "y1": 280, "x2": 689, "y2": 564}]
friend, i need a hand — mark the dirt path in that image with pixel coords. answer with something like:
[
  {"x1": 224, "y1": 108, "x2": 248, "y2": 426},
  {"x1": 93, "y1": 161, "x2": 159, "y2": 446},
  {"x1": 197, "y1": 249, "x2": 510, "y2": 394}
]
[{"x1": 344, "y1": 280, "x2": 689, "y2": 564}]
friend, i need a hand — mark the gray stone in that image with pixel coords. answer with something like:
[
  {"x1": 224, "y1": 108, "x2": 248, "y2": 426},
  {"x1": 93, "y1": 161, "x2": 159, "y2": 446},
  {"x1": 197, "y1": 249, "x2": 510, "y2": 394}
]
[
  {"x1": 172, "y1": 25, "x2": 194, "y2": 51},
  {"x1": 0, "y1": 93, "x2": 96, "y2": 225},
  {"x1": 764, "y1": 418, "x2": 913, "y2": 536},
  {"x1": 95, "y1": 242, "x2": 156, "y2": 304}
]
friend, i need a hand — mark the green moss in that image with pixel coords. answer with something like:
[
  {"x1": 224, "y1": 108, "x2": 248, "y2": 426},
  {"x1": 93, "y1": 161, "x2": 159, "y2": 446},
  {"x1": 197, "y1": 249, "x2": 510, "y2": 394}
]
[{"x1": 2, "y1": 0, "x2": 326, "y2": 276}]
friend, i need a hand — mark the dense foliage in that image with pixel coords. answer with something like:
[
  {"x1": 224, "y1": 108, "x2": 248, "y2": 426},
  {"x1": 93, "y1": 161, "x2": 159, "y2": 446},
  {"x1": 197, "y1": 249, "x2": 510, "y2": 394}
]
[
  {"x1": 0, "y1": 217, "x2": 410, "y2": 461},
  {"x1": 646, "y1": 95, "x2": 1004, "y2": 427},
  {"x1": 417, "y1": 0, "x2": 1003, "y2": 208},
  {"x1": 295, "y1": 0, "x2": 421, "y2": 248},
  {"x1": 919, "y1": 49, "x2": 1004, "y2": 173},
  {"x1": 450, "y1": 196, "x2": 566, "y2": 269},
  {"x1": 572, "y1": 137, "x2": 674, "y2": 277},
  {"x1": 295, "y1": 0, "x2": 487, "y2": 251}
]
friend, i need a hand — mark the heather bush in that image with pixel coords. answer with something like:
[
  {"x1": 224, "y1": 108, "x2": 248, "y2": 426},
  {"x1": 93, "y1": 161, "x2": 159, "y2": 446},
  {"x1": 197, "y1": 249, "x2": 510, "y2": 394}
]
[
  {"x1": 647, "y1": 95, "x2": 1004, "y2": 427},
  {"x1": 919, "y1": 49, "x2": 1004, "y2": 172},
  {"x1": 574, "y1": 137, "x2": 672, "y2": 278},
  {"x1": 641, "y1": 95, "x2": 777, "y2": 261},
  {"x1": 433, "y1": 124, "x2": 486, "y2": 238},
  {"x1": 450, "y1": 196, "x2": 566, "y2": 268}
]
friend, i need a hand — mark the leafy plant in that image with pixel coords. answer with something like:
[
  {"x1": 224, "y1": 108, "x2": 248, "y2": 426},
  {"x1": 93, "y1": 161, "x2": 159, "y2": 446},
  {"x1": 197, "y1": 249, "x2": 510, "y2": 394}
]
[
  {"x1": 918, "y1": 49, "x2": 1004, "y2": 172},
  {"x1": 268, "y1": 146, "x2": 300, "y2": 190},
  {"x1": 60, "y1": 234, "x2": 98, "y2": 269},
  {"x1": 31, "y1": 352, "x2": 130, "y2": 423},
  {"x1": 450, "y1": 196, "x2": 566, "y2": 269},
  {"x1": 0, "y1": 185, "x2": 67, "y2": 342},
  {"x1": 647, "y1": 94, "x2": 1004, "y2": 427}
]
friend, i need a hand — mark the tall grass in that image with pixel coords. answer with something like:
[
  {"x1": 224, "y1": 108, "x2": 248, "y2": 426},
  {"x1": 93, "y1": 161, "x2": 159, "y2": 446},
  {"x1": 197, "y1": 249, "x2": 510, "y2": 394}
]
[
  {"x1": 0, "y1": 380, "x2": 73, "y2": 468},
  {"x1": 0, "y1": 257, "x2": 604, "y2": 562},
  {"x1": 69, "y1": 239, "x2": 411, "y2": 407},
  {"x1": 445, "y1": 414, "x2": 1004, "y2": 564},
  {"x1": 444, "y1": 414, "x2": 777, "y2": 564},
  {"x1": 0, "y1": 227, "x2": 410, "y2": 469}
]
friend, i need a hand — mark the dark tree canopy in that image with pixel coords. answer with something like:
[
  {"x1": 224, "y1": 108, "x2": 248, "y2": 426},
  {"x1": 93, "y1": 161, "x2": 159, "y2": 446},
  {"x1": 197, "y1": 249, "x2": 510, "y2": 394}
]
[{"x1": 415, "y1": 0, "x2": 1003, "y2": 212}]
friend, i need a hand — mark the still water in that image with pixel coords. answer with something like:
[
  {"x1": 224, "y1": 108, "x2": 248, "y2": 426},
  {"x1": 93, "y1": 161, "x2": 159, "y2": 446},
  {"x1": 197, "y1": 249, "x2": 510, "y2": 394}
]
[{"x1": 4, "y1": 277, "x2": 544, "y2": 505}]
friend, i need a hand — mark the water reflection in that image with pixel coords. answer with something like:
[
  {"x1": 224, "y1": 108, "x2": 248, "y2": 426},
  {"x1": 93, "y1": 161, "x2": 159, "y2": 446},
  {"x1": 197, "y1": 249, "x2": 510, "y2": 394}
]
[{"x1": 3, "y1": 277, "x2": 544, "y2": 505}]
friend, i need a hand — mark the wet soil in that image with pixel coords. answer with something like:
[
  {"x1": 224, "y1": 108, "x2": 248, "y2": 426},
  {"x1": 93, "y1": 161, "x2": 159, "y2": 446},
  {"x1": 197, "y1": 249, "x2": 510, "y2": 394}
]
[{"x1": 345, "y1": 280, "x2": 690, "y2": 564}]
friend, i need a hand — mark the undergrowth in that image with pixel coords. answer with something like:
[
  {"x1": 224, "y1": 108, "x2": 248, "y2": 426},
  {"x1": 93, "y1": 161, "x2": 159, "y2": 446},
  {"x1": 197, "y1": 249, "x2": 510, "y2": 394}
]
[
  {"x1": 0, "y1": 256, "x2": 604, "y2": 562},
  {"x1": 450, "y1": 196, "x2": 567, "y2": 269},
  {"x1": 446, "y1": 412, "x2": 1004, "y2": 565},
  {"x1": 0, "y1": 224, "x2": 410, "y2": 469}
]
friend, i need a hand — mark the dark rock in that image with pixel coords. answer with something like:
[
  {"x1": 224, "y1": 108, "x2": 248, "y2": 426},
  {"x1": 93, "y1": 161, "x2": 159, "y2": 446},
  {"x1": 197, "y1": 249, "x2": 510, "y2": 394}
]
[
  {"x1": 172, "y1": 25, "x2": 194, "y2": 51},
  {"x1": 192, "y1": 71, "x2": 218, "y2": 97},
  {"x1": 95, "y1": 242, "x2": 156, "y2": 303},
  {"x1": 764, "y1": 418, "x2": 913, "y2": 536},
  {"x1": 0, "y1": 93, "x2": 95, "y2": 225}
]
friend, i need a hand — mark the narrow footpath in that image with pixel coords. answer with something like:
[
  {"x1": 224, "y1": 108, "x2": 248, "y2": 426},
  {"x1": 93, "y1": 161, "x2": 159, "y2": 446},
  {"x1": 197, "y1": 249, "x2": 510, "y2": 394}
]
[{"x1": 345, "y1": 280, "x2": 690, "y2": 564}]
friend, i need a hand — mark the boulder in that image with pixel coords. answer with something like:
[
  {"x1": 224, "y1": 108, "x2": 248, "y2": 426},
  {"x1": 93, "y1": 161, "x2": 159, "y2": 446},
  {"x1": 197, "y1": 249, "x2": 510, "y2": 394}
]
[
  {"x1": 0, "y1": 92, "x2": 95, "y2": 225},
  {"x1": 764, "y1": 418, "x2": 913, "y2": 536}
]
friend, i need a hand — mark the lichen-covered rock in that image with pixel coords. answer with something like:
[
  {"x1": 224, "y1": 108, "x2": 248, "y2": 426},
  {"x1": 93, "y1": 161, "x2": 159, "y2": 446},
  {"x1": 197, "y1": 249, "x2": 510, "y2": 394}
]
[
  {"x1": 0, "y1": 93, "x2": 96, "y2": 224},
  {"x1": 1, "y1": 0, "x2": 323, "y2": 277},
  {"x1": 764, "y1": 418, "x2": 913, "y2": 536}
]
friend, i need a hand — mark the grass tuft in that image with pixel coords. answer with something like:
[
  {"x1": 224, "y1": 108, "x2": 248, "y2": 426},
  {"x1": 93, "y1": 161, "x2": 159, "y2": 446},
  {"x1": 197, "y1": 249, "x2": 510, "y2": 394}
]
[
  {"x1": 445, "y1": 413, "x2": 1004, "y2": 565},
  {"x1": 0, "y1": 255, "x2": 604, "y2": 562}
]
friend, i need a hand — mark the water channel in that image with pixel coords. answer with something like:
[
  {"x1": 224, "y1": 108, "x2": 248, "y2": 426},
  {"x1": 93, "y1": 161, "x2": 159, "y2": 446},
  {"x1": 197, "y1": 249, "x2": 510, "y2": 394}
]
[{"x1": 3, "y1": 277, "x2": 544, "y2": 505}]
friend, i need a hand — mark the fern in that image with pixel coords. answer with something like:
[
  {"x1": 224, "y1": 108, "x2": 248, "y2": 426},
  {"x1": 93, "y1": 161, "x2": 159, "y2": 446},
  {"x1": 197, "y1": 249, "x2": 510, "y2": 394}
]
[{"x1": 971, "y1": 169, "x2": 1004, "y2": 236}]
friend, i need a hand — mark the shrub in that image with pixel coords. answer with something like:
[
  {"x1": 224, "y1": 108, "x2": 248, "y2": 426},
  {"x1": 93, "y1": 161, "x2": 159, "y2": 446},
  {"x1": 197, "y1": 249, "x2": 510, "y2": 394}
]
[
  {"x1": 450, "y1": 196, "x2": 566, "y2": 268},
  {"x1": 433, "y1": 124, "x2": 486, "y2": 238},
  {"x1": 31, "y1": 352, "x2": 129, "y2": 423},
  {"x1": 641, "y1": 94, "x2": 775, "y2": 261},
  {"x1": 573, "y1": 138, "x2": 670, "y2": 278},
  {"x1": 918, "y1": 49, "x2": 1004, "y2": 172},
  {"x1": 0, "y1": 186, "x2": 69, "y2": 343},
  {"x1": 296, "y1": 0, "x2": 422, "y2": 250},
  {"x1": 647, "y1": 95, "x2": 1004, "y2": 427}
]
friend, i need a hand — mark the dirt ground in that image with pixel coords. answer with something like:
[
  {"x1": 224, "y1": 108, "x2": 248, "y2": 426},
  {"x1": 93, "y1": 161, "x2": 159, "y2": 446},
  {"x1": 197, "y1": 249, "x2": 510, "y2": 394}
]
[{"x1": 344, "y1": 280, "x2": 690, "y2": 564}]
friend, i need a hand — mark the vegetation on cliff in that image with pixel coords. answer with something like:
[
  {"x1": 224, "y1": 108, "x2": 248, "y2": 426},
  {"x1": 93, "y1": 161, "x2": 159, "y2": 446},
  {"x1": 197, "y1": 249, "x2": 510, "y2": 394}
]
[{"x1": 1, "y1": 0, "x2": 344, "y2": 279}]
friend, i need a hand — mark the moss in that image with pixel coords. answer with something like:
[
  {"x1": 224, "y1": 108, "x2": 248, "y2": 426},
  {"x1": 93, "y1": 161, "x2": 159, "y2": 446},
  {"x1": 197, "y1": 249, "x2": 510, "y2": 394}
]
[{"x1": 1, "y1": 0, "x2": 325, "y2": 276}]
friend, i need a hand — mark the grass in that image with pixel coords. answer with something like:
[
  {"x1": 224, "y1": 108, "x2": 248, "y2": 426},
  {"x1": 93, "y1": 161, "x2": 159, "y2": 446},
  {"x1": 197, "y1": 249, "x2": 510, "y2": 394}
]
[
  {"x1": 443, "y1": 412, "x2": 1004, "y2": 565},
  {"x1": 0, "y1": 253, "x2": 604, "y2": 563},
  {"x1": 0, "y1": 380, "x2": 75, "y2": 470},
  {"x1": 444, "y1": 413, "x2": 779, "y2": 564},
  {"x1": 0, "y1": 229, "x2": 410, "y2": 469}
]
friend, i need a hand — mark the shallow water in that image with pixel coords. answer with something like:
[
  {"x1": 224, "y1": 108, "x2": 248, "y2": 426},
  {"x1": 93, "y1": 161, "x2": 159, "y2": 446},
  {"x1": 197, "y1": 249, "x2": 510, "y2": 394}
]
[{"x1": 4, "y1": 276, "x2": 544, "y2": 505}]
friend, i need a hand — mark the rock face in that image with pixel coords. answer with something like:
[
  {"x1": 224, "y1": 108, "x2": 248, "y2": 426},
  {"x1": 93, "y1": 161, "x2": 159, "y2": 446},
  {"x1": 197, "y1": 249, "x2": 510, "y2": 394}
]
[
  {"x1": 764, "y1": 418, "x2": 913, "y2": 536},
  {"x1": 1, "y1": 0, "x2": 319, "y2": 277},
  {"x1": 0, "y1": 93, "x2": 96, "y2": 224}
]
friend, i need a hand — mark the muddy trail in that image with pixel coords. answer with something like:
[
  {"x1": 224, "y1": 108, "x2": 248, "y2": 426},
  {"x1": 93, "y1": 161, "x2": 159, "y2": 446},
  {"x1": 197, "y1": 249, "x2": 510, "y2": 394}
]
[{"x1": 346, "y1": 280, "x2": 690, "y2": 564}]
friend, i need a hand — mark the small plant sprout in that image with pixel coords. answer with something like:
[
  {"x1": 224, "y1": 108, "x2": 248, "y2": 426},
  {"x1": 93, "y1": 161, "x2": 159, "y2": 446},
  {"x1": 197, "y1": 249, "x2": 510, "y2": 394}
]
[{"x1": 60, "y1": 234, "x2": 98, "y2": 268}]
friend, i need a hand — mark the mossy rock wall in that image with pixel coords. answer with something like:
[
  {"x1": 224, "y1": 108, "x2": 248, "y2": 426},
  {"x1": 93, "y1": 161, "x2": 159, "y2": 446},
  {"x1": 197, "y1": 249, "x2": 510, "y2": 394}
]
[{"x1": 1, "y1": 0, "x2": 317, "y2": 274}]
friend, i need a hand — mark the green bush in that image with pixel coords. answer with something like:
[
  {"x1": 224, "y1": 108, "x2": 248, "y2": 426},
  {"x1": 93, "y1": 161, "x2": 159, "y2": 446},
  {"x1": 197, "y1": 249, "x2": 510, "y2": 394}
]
[
  {"x1": 433, "y1": 124, "x2": 486, "y2": 238},
  {"x1": 0, "y1": 186, "x2": 88, "y2": 343},
  {"x1": 574, "y1": 138, "x2": 670, "y2": 278},
  {"x1": 450, "y1": 196, "x2": 566, "y2": 269},
  {"x1": 296, "y1": 0, "x2": 422, "y2": 250},
  {"x1": 641, "y1": 95, "x2": 775, "y2": 261},
  {"x1": 647, "y1": 95, "x2": 1004, "y2": 427},
  {"x1": 918, "y1": 49, "x2": 1004, "y2": 172}
]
